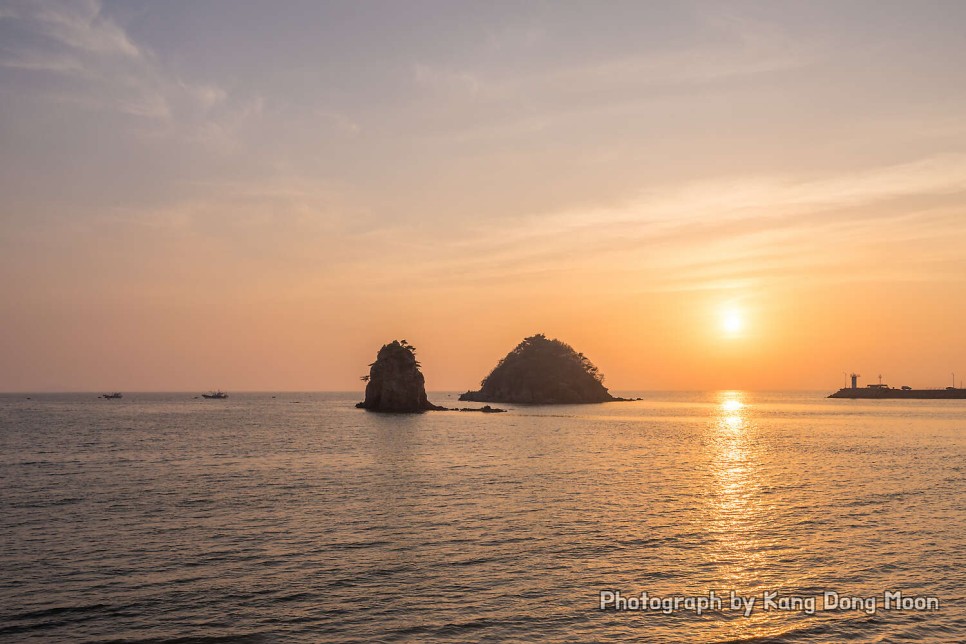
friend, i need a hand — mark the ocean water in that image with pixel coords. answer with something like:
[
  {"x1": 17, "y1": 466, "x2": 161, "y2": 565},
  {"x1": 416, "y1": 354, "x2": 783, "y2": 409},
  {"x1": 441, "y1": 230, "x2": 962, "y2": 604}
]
[{"x1": 0, "y1": 391, "x2": 963, "y2": 643}]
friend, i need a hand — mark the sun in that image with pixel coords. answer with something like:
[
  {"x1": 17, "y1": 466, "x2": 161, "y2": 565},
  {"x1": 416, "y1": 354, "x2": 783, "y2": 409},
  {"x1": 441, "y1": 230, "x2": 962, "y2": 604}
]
[{"x1": 722, "y1": 309, "x2": 743, "y2": 335}]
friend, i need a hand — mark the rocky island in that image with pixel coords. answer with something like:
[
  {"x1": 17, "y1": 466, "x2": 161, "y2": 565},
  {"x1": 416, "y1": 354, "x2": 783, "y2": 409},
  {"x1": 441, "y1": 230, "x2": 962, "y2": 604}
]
[
  {"x1": 459, "y1": 334, "x2": 633, "y2": 404},
  {"x1": 356, "y1": 340, "x2": 445, "y2": 412}
]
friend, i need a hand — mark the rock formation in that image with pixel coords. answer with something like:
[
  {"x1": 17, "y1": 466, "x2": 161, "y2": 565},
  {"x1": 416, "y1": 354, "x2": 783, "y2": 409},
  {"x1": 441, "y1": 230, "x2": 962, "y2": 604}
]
[
  {"x1": 356, "y1": 340, "x2": 444, "y2": 412},
  {"x1": 459, "y1": 334, "x2": 622, "y2": 404}
]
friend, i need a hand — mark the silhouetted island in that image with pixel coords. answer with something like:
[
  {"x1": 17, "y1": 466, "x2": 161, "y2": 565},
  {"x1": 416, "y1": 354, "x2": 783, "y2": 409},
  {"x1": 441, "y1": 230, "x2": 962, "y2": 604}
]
[
  {"x1": 356, "y1": 340, "x2": 445, "y2": 412},
  {"x1": 459, "y1": 334, "x2": 636, "y2": 404}
]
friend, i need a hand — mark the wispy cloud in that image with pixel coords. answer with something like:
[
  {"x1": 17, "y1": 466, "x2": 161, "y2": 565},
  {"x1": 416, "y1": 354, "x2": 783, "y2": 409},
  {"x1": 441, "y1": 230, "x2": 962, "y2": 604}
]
[
  {"x1": 546, "y1": 15, "x2": 813, "y2": 92},
  {"x1": 407, "y1": 11, "x2": 818, "y2": 146},
  {"x1": 358, "y1": 155, "x2": 966, "y2": 292},
  {"x1": 0, "y1": 0, "x2": 140, "y2": 73},
  {"x1": 413, "y1": 10, "x2": 815, "y2": 104},
  {"x1": 0, "y1": 0, "x2": 260, "y2": 142},
  {"x1": 0, "y1": 0, "x2": 138, "y2": 60},
  {"x1": 30, "y1": 0, "x2": 139, "y2": 56}
]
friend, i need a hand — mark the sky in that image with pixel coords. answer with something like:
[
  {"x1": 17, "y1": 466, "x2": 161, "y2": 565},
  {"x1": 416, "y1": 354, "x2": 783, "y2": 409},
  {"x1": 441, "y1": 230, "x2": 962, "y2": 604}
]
[{"x1": 1, "y1": 0, "x2": 965, "y2": 392}]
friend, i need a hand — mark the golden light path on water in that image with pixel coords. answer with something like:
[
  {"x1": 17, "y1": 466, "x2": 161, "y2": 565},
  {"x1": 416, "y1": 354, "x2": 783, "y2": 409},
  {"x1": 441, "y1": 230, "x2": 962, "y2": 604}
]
[
  {"x1": 697, "y1": 392, "x2": 828, "y2": 641},
  {"x1": 707, "y1": 392, "x2": 774, "y2": 640},
  {"x1": 711, "y1": 394, "x2": 757, "y2": 568},
  {"x1": 2, "y1": 392, "x2": 963, "y2": 641}
]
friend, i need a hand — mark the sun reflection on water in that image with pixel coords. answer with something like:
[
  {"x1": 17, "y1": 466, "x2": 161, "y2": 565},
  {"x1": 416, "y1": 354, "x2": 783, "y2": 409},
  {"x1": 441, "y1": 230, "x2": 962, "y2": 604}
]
[{"x1": 704, "y1": 391, "x2": 768, "y2": 639}]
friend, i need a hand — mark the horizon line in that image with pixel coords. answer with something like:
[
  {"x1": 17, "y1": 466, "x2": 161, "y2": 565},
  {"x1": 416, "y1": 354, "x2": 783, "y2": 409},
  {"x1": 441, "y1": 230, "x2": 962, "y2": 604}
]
[{"x1": 2, "y1": 388, "x2": 840, "y2": 395}]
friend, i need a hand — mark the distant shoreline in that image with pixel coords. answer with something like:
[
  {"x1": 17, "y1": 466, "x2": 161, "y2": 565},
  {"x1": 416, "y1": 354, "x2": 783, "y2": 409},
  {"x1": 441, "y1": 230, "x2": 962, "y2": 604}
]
[{"x1": 0, "y1": 389, "x2": 946, "y2": 395}]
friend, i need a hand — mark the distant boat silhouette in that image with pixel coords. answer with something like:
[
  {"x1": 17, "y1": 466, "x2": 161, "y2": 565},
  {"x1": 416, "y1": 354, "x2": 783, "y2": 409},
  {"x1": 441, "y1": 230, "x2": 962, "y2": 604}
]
[
  {"x1": 101, "y1": 392, "x2": 123, "y2": 399},
  {"x1": 201, "y1": 391, "x2": 228, "y2": 399}
]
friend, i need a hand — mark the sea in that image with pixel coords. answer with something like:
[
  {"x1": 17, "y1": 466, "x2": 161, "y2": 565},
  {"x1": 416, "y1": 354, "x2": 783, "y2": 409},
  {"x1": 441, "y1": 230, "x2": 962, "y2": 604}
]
[{"x1": 1, "y1": 391, "x2": 963, "y2": 642}]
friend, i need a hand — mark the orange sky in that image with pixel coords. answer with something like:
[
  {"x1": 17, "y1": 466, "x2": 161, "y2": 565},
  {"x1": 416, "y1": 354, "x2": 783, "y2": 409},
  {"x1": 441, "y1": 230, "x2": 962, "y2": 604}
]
[{"x1": 1, "y1": 2, "x2": 965, "y2": 391}]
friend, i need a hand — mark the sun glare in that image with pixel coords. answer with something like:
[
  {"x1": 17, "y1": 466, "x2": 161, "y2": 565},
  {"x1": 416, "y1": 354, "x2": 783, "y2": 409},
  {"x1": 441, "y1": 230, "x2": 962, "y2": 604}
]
[{"x1": 722, "y1": 309, "x2": 743, "y2": 335}]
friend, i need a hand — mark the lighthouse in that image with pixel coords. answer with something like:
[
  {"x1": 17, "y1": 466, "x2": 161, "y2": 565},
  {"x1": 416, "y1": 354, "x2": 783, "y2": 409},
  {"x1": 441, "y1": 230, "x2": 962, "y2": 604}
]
[{"x1": 850, "y1": 373, "x2": 859, "y2": 389}]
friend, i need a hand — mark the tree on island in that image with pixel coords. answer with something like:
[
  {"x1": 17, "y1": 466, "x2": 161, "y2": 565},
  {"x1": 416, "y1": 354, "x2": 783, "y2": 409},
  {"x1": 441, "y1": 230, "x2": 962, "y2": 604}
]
[
  {"x1": 356, "y1": 340, "x2": 444, "y2": 412},
  {"x1": 459, "y1": 334, "x2": 623, "y2": 404}
]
